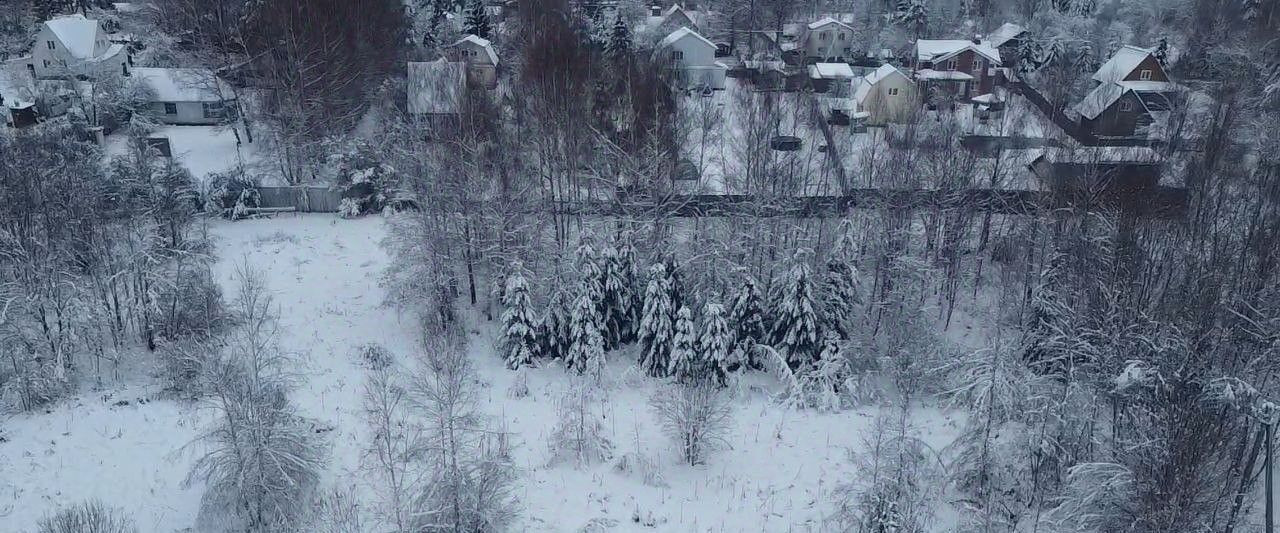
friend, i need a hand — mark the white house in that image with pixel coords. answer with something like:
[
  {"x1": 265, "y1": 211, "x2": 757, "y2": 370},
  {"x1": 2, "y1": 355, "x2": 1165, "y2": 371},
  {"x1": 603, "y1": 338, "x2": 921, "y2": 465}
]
[
  {"x1": 29, "y1": 15, "x2": 129, "y2": 80},
  {"x1": 446, "y1": 35, "x2": 498, "y2": 89},
  {"x1": 132, "y1": 68, "x2": 236, "y2": 125},
  {"x1": 853, "y1": 64, "x2": 918, "y2": 125},
  {"x1": 656, "y1": 27, "x2": 727, "y2": 91},
  {"x1": 799, "y1": 17, "x2": 855, "y2": 62}
]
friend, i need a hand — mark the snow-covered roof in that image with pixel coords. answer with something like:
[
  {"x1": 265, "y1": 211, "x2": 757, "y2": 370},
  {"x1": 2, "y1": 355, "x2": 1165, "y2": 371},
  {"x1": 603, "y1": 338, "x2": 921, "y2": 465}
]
[
  {"x1": 808, "y1": 62, "x2": 855, "y2": 79},
  {"x1": 84, "y1": 43, "x2": 126, "y2": 64},
  {"x1": 1038, "y1": 146, "x2": 1160, "y2": 164},
  {"x1": 450, "y1": 35, "x2": 498, "y2": 66},
  {"x1": 984, "y1": 23, "x2": 1025, "y2": 48},
  {"x1": 916, "y1": 39, "x2": 1001, "y2": 64},
  {"x1": 1092, "y1": 45, "x2": 1154, "y2": 84},
  {"x1": 915, "y1": 69, "x2": 974, "y2": 81},
  {"x1": 132, "y1": 68, "x2": 232, "y2": 102},
  {"x1": 45, "y1": 15, "x2": 104, "y2": 60},
  {"x1": 807, "y1": 17, "x2": 854, "y2": 31},
  {"x1": 407, "y1": 60, "x2": 466, "y2": 115},
  {"x1": 1074, "y1": 82, "x2": 1127, "y2": 120},
  {"x1": 971, "y1": 93, "x2": 1004, "y2": 103},
  {"x1": 658, "y1": 27, "x2": 715, "y2": 50}
]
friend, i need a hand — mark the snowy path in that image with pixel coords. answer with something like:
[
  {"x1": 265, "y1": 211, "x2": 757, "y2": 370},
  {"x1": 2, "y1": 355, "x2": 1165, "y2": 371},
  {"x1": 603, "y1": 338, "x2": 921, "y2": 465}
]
[{"x1": 0, "y1": 214, "x2": 964, "y2": 532}]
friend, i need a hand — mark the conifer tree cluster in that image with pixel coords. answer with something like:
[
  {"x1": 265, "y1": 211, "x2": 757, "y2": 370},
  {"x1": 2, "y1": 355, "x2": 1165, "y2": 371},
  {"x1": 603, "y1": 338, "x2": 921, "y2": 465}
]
[{"x1": 498, "y1": 240, "x2": 862, "y2": 386}]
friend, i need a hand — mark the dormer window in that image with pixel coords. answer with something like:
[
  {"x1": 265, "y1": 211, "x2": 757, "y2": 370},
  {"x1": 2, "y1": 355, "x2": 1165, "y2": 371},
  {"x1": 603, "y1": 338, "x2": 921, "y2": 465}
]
[
  {"x1": 1139, "y1": 69, "x2": 1152, "y2": 80},
  {"x1": 946, "y1": 59, "x2": 958, "y2": 70}
]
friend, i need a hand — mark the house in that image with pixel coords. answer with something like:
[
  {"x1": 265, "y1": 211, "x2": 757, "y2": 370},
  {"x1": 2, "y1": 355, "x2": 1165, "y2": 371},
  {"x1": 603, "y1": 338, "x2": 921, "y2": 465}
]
[
  {"x1": 645, "y1": 4, "x2": 700, "y2": 35},
  {"x1": 984, "y1": 23, "x2": 1026, "y2": 68},
  {"x1": 446, "y1": 35, "x2": 498, "y2": 89},
  {"x1": 29, "y1": 15, "x2": 129, "y2": 80},
  {"x1": 807, "y1": 62, "x2": 855, "y2": 93},
  {"x1": 407, "y1": 60, "x2": 467, "y2": 129},
  {"x1": 1029, "y1": 146, "x2": 1162, "y2": 201},
  {"x1": 1073, "y1": 45, "x2": 1178, "y2": 137},
  {"x1": 913, "y1": 38, "x2": 1001, "y2": 101},
  {"x1": 852, "y1": 63, "x2": 918, "y2": 125},
  {"x1": 656, "y1": 27, "x2": 727, "y2": 90},
  {"x1": 798, "y1": 17, "x2": 856, "y2": 62},
  {"x1": 132, "y1": 68, "x2": 237, "y2": 125}
]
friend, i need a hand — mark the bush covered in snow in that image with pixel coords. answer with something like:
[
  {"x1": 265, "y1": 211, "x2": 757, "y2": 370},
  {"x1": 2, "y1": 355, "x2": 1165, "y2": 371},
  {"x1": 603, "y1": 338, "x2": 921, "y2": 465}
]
[
  {"x1": 650, "y1": 382, "x2": 734, "y2": 466},
  {"x1": 37, "y1": 500, "x2": 137, "y2": 533},
  {"x1": 325, "y1": 138, "x2": 400, "y2": 217}
]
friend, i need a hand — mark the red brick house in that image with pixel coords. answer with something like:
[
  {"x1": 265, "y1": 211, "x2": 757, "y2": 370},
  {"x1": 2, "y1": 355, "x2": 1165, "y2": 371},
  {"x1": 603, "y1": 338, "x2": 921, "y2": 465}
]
[
  {"x1": 1073, "y1": 45, "x2": 1178, "y2": 138},
  {"x1": 912, "y1": 39, "x2": 1002, "y2": 102}
]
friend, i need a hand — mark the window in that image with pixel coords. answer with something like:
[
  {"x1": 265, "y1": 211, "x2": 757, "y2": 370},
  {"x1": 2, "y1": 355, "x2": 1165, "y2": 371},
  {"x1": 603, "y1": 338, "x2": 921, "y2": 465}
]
[
  {"x1": 820, "y1": 31, "x2": 829, "y2": 41},
  {"x1": 1139, "y1": 69, "x2": 1152, "y2": 80},
  {"x1": 47, "y1": 41, "x2": 55, "y2": 50},
  {"x1": 838, "y1": 33, "x2": 846, "y2": 41},
  {"x1": 947, "y1": 59, "x2": 958, "y2": 70},
  {"x1": 164, "y1": 103, "x2": 177, "y2": 115},
  {"x1": 973, "y1": 60, "x2": 983, "y2": 73},
  {"x1": 42, "y1": 59, "x2": 50, "y2": 68},
  {"x1": 202, "y1": 102, "x2": 223, "y2": 119},
  {"x1": 888, "y1": 87, "x2": 900, "y2": 96},
  {"x1": 671, "y1": 50, "x2": 683, "y2": 61},
  {"x1": 1119, "y1": 99, "x2": 1133, "y2": 112}
]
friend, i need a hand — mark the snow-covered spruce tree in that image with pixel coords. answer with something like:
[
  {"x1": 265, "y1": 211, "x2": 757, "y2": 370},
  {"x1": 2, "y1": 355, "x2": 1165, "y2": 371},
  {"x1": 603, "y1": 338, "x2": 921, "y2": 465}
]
[
  {"x1": 540, "y1": 287, "x2": 572, "y2": 361},
  {"x1": 665, "y1": 256, "x2": 687, "y2": 314},
  {"x1": 820, "y1": 255, "x2": 860, "y2": 340},
  {"x1": 668, "y1": 305, "x2": 699, "y2": 382},
  {"x1": 728, "y1": 276, "x2": 768, "y2": 370},
  {"x1": 617, "y1": 235, "x2": 642, "y2": 344},
  {"x1": 772, "y1": 254, "x2": 821, "y2": 369},
  {"x1": 789, "y1": 333, "x2": 852, "y2": 412},
  {"x1": 605, "y1": 14, "x2": 632, "y2": 64},
  {"x1": 638, "y1": 263, "x2": 675, "y2": 377},
  {"x1": 698, "y1": 302, "x2": 735, "y2": 386},
  {"x1": 600, "y1": 242, "x2": 628, "y2": 350},
  {"x1": 463, "y1": 0, "x2": 491, "y2": 38},
  {"x1": 500, "y1": 267, "x2": 539, "y2": 369},
  {"x1": 184, "y1": 264, "x2": 327, "y2": 532},
  {"x1": 566, "y1": 289, "x2": 606, "y2": 374}
]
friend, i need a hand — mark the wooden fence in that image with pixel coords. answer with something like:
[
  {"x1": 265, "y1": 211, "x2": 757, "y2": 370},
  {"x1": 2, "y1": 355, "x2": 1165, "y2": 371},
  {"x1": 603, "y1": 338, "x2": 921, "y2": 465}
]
[{"x1": 256, "y1": 186, "x2": 344, "y2": 213}]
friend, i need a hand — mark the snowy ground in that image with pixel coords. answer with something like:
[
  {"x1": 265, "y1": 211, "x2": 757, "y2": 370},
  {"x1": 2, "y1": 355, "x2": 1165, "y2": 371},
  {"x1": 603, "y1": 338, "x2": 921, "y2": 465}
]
[
  {"x1": 102, "y1": 124, "x2": 281, "y2": 188},
  {"x1": 0, "y1": 215, "x2": 966, "y2": 532}
]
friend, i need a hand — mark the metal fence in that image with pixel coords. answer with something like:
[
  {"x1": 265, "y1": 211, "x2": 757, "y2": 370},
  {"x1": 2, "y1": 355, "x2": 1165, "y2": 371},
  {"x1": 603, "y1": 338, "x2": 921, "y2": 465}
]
[{"x1": 256, "y1": 186, "x2": 343, "y2": 213}]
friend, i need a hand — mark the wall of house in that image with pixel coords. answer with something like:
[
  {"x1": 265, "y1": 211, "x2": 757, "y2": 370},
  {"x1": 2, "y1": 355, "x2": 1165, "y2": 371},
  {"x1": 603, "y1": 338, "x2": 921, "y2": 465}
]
[
  {"x1": 803, "y1": 24, "x2": 853, "y2": 61},
  {"x1": 1121, "y1": 55, "x2": 1168, "y2": 82},
  {"x1": 1082, "y1": 92, "x2": 1147, "y2": 137},
  {"x1": 466, "y1": 65, "x2": 497, "y2": 89},
  {"x1": 862, "y1": 74, "x2": 918, "y2": 125},
  {"x1": 149, "y1": 101, "x2": 224, "y2": 125},
  {"x1": 917, "y1": 48, "x2": 997, "y2": 98}
]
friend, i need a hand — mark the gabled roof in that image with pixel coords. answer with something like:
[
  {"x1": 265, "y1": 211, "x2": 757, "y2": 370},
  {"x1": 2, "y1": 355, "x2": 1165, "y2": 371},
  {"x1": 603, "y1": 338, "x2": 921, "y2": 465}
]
[
  {"x1": 984, "y1": 23, "x2": 1025, "y2": 48},
  {"x1": 916, "y1": 39, "x2": 1001, "y2": 64},
  {"x1": 407, "y1": 60, "x2": 466, "y2": 115},
  {"x1": 45, "y1": 15, "x2": 104, "y2": 60},
  {"x1": 808, "y1": 62, "x2": 855, "y2": 79},
  {"x1": 658, "y1": 26, "x2": 715, "y2": 50},
  {"x1": 451, "y1": 34, "x2": 499, "y2": 66},
  {"x1": 1092, "y1": 45, "x2": 1156, "y2": 84},
  {"x1": 132, "y1": 68, "x2": 232, "y2": 102},
  {"x1": 807, "y1": 17, "x2": 854, "y2": 31}
]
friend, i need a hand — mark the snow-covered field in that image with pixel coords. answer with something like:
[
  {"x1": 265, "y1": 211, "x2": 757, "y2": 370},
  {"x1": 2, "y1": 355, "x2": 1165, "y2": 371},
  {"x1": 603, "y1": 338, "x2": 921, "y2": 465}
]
[
  {"x1": 102, "y1": 124, "x2": 280, "y2": 188},
  {"x1": 0, "y1": 215, "x2": 965, "y2": 532}
]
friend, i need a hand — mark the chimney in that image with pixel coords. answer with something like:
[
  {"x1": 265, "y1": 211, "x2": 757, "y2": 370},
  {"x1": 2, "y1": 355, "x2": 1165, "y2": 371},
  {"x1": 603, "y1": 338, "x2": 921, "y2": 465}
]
[
  {"x1": 651, "y1": 4, "x2": 662, "y2": 16},
  {"x1": 972, "y1": 34, "x2": 982, "y2": 44}
]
